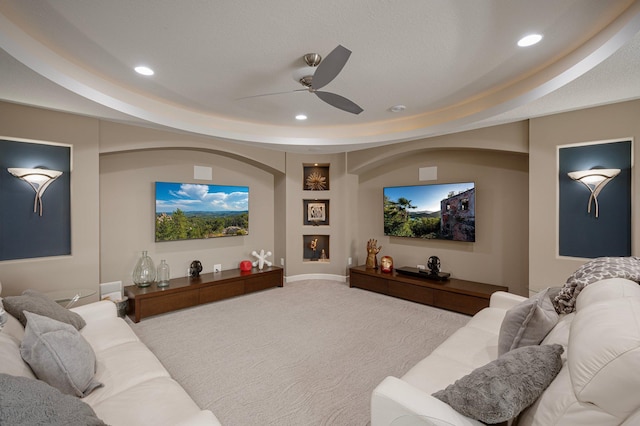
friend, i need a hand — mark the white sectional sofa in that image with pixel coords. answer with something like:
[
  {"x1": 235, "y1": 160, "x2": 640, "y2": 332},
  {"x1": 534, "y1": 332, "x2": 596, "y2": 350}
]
[
  {"x1": 371, "y1": 278, "x2": 640, "y2": 426},
  {"x1": 0, "y1": 298, "x2": 221, "y2": 426}
]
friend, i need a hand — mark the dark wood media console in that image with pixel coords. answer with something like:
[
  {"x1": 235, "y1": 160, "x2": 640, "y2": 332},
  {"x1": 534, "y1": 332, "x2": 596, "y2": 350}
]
[
  {"x1": 349, "y1": 265, "x2": 507, "y2": 315},
  {"x1": 124, "y1": 266, "x2": 283, "y2": 322}
]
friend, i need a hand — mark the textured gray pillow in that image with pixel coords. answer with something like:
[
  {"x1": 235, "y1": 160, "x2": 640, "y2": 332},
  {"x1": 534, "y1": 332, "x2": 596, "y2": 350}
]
[
  {"x1": 433, "y1": 344, "x2": 564, "y2": 424},
  {"x1": 20, "y1": 311, "x2": 103, "y2": 397},
  {"x1": 0, "y1": 373, "x2": 106, "y2": 425},
  {"x1": 3, "y1": 289, "x2": 86, "y2": 330},
  {"x1": 498, "y1": 287, "x2": 560, "y2": 356}
]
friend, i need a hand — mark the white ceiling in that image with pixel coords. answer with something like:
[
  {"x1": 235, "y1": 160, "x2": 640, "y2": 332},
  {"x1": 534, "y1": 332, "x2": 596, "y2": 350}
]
[{"x1": 1, "y1": 0, "x2": 640, "y2": 153}]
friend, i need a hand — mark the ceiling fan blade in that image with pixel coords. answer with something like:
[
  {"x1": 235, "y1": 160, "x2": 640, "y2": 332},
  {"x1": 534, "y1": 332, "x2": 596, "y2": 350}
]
[
  {"x1": 311, "y1": 45, "x2": 351, "y2": 90},
  {"x1": 314, "y1": 91, "x2": 363, "y2": 115},
  {"x1": 236, "y1": 88, "x2": 306, "y2": 100}
]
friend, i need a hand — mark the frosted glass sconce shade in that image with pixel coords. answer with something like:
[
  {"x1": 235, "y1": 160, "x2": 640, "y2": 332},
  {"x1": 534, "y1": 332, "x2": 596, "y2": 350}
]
[
  {"x1": 8, "y1": 167, "x2": 63, "y2": 216},
  {"x1": 567, "y1": 168, "x2": 620, "y2": 218}
]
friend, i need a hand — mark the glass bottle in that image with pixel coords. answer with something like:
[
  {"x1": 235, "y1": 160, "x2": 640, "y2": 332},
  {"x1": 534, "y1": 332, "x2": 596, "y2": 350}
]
[
  {"x1": 157, "y1": 259, "x2": 170, "y2": 287},
  {"x1": 133, "y1": 250, "x2": 156, "y2": 287}
]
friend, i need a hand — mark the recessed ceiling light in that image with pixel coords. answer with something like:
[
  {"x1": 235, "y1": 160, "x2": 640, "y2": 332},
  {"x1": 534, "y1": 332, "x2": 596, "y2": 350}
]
[
  {"x1": 518, "y1": 34, "x2": 542, "y2": 47},
  {"x1": 295, "y1": 114, "x2": 308, "y2": 120},
  {"x1": 389, "y1": 105, "x2": 406, "y2": 113},
  {"x1": 134, "y1": 66, "x2": 154, "y2": 76}
]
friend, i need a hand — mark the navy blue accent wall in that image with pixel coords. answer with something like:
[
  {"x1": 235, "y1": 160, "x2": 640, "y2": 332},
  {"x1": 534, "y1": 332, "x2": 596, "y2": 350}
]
[
  {"x1": 0, "y1": 139, "x2": 71, "y2": 261},
  {"x1": 558, "y1": 140, "x2": 631, "y2": 258}
]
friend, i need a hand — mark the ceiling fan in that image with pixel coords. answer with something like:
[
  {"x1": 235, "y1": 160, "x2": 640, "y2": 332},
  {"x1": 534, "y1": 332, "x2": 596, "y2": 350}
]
[{"x1": 240, "y1": 45, "x2": 363, "y2": 115}]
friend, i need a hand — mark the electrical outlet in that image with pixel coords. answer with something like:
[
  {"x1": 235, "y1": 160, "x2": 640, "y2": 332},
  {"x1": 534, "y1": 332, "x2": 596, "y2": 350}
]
[
  {"x1": 417, "y1": 264, "x2": 426, "y2": 270},
  {"x1": 280, "y1": 258, "x2": 285, "y2": 266},
  {"x1": 213, "y1": 264, "x2": 222, "y2": 273},
  {"x1": 348, "y1": 257, "x2": 352, "y2": 265}
]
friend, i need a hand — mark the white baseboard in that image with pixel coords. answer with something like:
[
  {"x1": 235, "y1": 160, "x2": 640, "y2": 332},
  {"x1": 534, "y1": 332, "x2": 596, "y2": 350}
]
[{"x1": 285, "y1": 274, "x2": 347, "y2": 283}]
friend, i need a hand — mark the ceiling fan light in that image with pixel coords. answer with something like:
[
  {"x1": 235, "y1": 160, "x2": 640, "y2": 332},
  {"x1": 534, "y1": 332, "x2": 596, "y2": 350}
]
[{"x1": 292, "y1": 66, "x2": 316, "y2": 83}]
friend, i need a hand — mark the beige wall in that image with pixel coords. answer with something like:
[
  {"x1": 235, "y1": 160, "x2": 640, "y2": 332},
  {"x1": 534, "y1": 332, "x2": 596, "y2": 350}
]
[
  {"x1": 100, "y1": 149, "x2": 275, "y2": 284},
  {"x1": 348, "y1": 122, "x2": 529, "y2": 175},
  {"x1": 9, "y1": 98, "x2": 639, "y2": 299},
  {"x1": 0, "y1": 102, "x2": 100, "y2": 300},
  {"x1": 529, "y1": 99, "x2": 640, "y2": 295},
  {"x1": 0, "y1": 101, "x2": 531, "y2": 299},
  {"x1": 99, "y1": 121, "x2": 286, "y2": 174},
  {"x1": 284, "y1": 152, "x2": 350, "y2": 279},
  {"x1": 354, "y1": 147, "x2": 530, "y2": 296}
]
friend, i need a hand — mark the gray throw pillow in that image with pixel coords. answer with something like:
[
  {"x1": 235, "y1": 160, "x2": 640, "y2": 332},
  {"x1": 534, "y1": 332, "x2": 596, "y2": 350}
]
[
  {"x1": 3, "y1": 289, "x2": 86, "y2": 330},
  {"x1": 20, "y1": 311, "x2": 103, "y2": 398},
  {"x1": 432, "y1": 344, "x2": 564, "y2": 424},
  {"x1": 0, "y1": 373, "x2": 106, "y2": 426},
  {"x1": 498, "y1": 287, "x2": 560, "y2": 356}
]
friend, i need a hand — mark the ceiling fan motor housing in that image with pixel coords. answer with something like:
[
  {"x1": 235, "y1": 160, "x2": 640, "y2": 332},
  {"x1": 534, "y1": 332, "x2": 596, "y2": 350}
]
[
  {"x1": 303, "y1": 53, "x2": 322, "y2": 67},
  {"x1": 293, "y1": 53, "x2": 322, "y2": 87}
]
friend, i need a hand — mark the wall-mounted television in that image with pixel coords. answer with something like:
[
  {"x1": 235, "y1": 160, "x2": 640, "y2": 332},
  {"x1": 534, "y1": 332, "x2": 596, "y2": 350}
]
[
  {"x1": 383, "y1": 182, "x2": 475, "y2": 242},
  {"x1": 155, "y1": 182, "x2": 249, "y2": 242}
]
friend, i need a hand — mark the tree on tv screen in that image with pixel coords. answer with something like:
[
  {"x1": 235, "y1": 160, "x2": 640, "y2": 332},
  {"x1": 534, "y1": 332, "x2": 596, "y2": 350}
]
[
  {"x1": 155, "y1": 209, "x2": 248, "y2": 241},
  {"x1": 384, "y1": 196, "x2": 441, "y2": 239}
]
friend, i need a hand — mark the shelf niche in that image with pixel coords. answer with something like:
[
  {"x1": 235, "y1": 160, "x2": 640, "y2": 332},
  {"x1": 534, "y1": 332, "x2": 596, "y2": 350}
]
[
  {"x1": 303, "y1": 234, "x2": 330, "y2": 262},
  {"x1": 303, "y1": 164, "x2": 330, "y2": 191}
]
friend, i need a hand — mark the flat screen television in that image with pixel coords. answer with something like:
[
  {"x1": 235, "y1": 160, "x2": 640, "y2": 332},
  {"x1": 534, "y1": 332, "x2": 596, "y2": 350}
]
[
  {"x1": 155, "y1": 182, "x2": 249, "y2": 242},
  {"x1": 383, "y1": 182, "x2": 475, "y2": 242}
]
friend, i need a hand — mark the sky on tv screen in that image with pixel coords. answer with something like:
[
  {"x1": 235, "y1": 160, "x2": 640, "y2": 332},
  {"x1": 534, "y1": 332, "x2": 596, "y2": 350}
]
[
  {"x1": 155, "y1": 182, "x2": 248, "y2": 213},
  {"x1": 384, "y1": 182, "x2": 474, "y2": 212}
]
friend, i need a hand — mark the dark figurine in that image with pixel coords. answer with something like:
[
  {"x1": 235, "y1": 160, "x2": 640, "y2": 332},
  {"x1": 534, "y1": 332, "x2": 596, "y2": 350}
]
[
  {"x1": 189, "y1": 260, "x2": 203, "y2": 277},
  {"x1": 427, "y1": 256, "x2": 440, "y2": 274}
]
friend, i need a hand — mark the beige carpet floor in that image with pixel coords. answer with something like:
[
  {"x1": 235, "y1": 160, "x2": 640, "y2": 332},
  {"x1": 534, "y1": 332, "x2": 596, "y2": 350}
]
[{"x1": 129, "y1": 279, "x2": 470, "y2": 426}]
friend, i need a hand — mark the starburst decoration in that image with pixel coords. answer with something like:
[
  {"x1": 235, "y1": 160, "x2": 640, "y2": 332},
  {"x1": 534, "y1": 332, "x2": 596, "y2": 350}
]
[{"x1": 306, "y1": 171, "x2": 327, "y2": 190}]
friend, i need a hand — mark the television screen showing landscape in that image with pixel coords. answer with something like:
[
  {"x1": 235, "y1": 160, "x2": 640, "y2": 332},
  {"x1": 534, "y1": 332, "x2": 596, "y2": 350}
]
[
  {"x1": 383, "y1": 182, "x2": 475, "y2": 242},
  {"x1": 155, "y1": 182, "x2": 249, "y2": 242}
]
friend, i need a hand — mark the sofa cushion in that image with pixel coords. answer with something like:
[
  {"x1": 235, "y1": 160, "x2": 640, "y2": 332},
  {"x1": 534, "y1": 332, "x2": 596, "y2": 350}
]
[
  {"x1": 91, "y1": 376, "x2": 215, "y2": 426},
  {"x1": 0, "y1": 373, "x2": 106, "y2": 425},
  {"x1": 3, "y1": 289, "x2": 86, "y2": 330},
  {"x1": 0, "y1": 311, "x2": 26, "y2": 343},
  {"x1": 569, "y1": 296, "x2": 640, "y2": 419},
  {"x1": 498, "y1": 287, "x2": 560, "y2": 356},
  {"x1": 432, "y1": 344, "x2": 564, "y2": 424},
  {"x1": 82, "y1": 340, "x2": 171, "y2": 406},
  {"x1": 575, "y1": 278, "x2": 640, "y2": 311},
  {"x1": 0, "y1": 333, "x2": 36, "y2": 379},
  {"x1": 20, "y1": 311, "x2": 103, "y2": 397}
]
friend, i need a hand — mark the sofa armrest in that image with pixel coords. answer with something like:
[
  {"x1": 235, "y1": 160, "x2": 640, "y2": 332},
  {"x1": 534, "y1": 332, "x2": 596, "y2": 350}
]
[
  {"x1": 70, "y1": 300, "x2": 117, "y2": 324},
  {"x1": 371, "y1": 376, "x2": 484, "y2": 426},
  {"x1": 489, "y1": 291, "x2": 526, "y2": 310}
]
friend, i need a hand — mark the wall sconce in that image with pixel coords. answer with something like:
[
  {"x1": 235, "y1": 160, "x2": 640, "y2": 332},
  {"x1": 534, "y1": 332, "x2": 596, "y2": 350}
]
[
  {"x1": 7, "y1": 167, "x2": 63, "y2": 216},
  {"x1": 567, "y1": 168, "x2": 620, "y2": 218}
]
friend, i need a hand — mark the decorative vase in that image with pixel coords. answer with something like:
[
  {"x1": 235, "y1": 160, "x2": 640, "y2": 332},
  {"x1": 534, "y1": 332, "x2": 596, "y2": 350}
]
[
  {"x1": 132, "y1": 250, "x2": 156, "y2": 288},
  {"x1": 157, "y1": 259, "x2": 170, "y2": 287},
  {"x1": 320, "y1": 249, "x2": 327, "y2": 260},
  {"x1": 240, "y1": 260, "x2": 252, "y2": 271}
]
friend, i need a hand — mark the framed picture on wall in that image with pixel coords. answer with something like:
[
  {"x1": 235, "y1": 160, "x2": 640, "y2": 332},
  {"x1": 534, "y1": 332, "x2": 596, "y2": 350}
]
[{"x1": 303, "y1": 199, "x2": 329, "y2": 225}]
